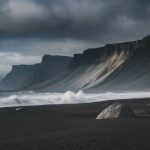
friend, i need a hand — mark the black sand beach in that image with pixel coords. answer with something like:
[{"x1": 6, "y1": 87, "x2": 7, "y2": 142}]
[{"x1": 0, "y1": 98, "x2": 150, "y2": 150}]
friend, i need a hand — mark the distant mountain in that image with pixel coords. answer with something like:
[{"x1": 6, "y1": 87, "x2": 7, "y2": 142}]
[
  {"x1": 0, "y1": 55, "x2": 72, "y2": 90},
  {"x1": 0, "y1": 64, "x2": 39, "y2": 90},
  {"x1": 1, "y1": 35, "x2": 150, "y2": 92}
]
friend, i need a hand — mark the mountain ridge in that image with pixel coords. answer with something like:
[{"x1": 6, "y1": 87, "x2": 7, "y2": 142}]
[{"x1": 1, "y1": 35, "x2": 150, "y2": 92}]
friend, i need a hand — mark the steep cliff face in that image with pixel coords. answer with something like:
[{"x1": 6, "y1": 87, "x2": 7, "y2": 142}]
[
  {"x1": 0, "y1": 56, "x2": 72, "y2": 90},
  {"x1": 72, "y1": 40, "x2": 139, "y2": 67},
  {"x1": 0, "y1": 35, "x2": 150, "y2": 92},
  {"x1": 89, "y1": 36, "x2": 150, "y2": 92},
  {"x1": 38, "y1": 39, "x2": 141, "y2": 92},
  {"x1": 0, "y1": 64, "x2": 39, "y2": 90},
  {"x1": 31, "y1": 55, "x2": 72, "y2": 85}
]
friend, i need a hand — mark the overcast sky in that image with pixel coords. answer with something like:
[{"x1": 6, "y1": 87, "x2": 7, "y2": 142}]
[{"x1": 0, "y1": 0, "x2": 150, "y2": 79}]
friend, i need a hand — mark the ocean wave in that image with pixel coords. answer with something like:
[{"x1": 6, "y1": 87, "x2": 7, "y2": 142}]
[{"x1": 0, "y1": 90, "x2": 150, "y2": 107}]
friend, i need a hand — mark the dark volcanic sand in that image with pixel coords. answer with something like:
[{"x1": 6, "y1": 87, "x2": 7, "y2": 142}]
[{"x1": 0, "y1": 98, "x2": 150, "y2": 150}]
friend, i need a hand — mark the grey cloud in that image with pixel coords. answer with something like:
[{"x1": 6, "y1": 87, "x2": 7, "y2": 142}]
[
  {"x1": 0, "y1": 0, "x2": 149, "y2": 42},
  {"x1": 0, "y1": 38, "x2": 98, "y2": 56}
]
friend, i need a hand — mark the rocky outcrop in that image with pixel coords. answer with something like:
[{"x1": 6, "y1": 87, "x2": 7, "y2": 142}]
[
  {"x1": 71, "y1": 40, "x2": 140, "y2": 67},
  {"x1": 96, "y1": 103, "x2": 136, "y2": 119}
]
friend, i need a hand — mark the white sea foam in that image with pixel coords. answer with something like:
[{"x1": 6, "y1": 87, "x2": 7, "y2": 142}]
[{"x1": 0, "y1": 90, "x2": 150, "y2": 107}]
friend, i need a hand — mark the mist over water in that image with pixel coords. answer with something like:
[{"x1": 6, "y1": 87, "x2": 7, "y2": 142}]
[{"x1": 0, "y1": 91, "x2": 150, "y2": 108}]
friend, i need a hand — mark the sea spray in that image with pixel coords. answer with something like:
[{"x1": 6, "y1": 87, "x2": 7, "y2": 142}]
[{"x1": 0, "y1": 91, "x2": 150, "y2": 107}]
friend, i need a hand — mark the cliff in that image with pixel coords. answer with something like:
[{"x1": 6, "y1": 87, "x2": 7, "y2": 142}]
[
  {"x1": 1, "y1": 35, "x2": 150, "y2": 92},
  {"x1": 0, "y1": 56, "x2": 72, "y2": 90},
  {"x1": 0, "y1": 64, "x2": 39, "y2": 90}
]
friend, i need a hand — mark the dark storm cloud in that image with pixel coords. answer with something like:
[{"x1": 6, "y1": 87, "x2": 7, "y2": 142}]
[{"x1": 0, "y1": 0, "x2": 150, "y2": 43}]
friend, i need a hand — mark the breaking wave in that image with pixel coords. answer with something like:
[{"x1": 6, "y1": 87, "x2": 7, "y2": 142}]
[{"x1": 0, "y1": 90, "x2": 150, "y2": 107}]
